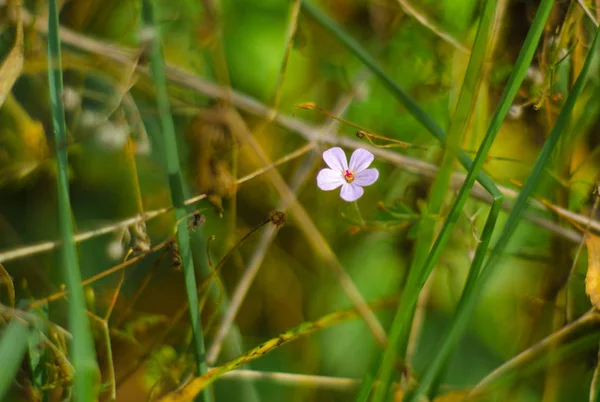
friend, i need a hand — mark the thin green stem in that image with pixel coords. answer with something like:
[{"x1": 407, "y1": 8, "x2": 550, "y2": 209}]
[
  {"x1": 140, "y1": 2, "x2": 209, "y2": 401},
  {"x1": 412, "y1": 197, "x2": 503, "y2": 401},
  {"x1": 47, "y1": 0, "x2": 99, "y2": 400},
  {"x1": 27, "y1": 305, "x2": 49, "y2": 402},
  {"x1": 401, "y1": 0, "x2": 500, "y2": 361},
  {"x1": 352, "y1": 201, "x2": 365, "y2": 226},
  {"x1": 413, "y1": 0, "x2": 503, "y2": 396}
]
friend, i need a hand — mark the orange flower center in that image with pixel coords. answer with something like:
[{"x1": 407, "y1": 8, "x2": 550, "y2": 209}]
[{"x1": 343, "y1": 169, "x2": 354, "y2": 183}]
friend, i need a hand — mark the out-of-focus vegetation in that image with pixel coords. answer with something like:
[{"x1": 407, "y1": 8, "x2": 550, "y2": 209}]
[{"x1": 0, "y1": 0, "x2": 600, "y2": 401}]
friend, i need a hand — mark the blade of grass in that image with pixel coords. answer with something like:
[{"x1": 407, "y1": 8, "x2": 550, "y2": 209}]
[
  {"x1": 140, "y1": 1, "x2": 209, "y2": 401},
  {"x1": 0, "y1": 319, "x2": 30, "y2": 400},
  {"x1": 355, "y1": 371, "x2": 375, "y2": 402},
  {"x1": 27, "y1": 305, "x2": 49, "y2": 402},
  {"x1": 402, "y1": 0, "x2": 500, "y2": 360},
  {"x1": 411, "y1": 23, "x2": 600, "y2": 402},
  {"x1": 369, "y1": 0, "x2": 556, "y2": 399},
  {"x1": 591, "y1": 345, "x2": 600, "y2": 402},
  {"x1": 47, "y1": 0, "x2": 99, "y2": 400},
  {"x1": 410, "y1": 198, "x2": 502, "y2": 401},
  {"x1": 396, "y1": 0, "x2": 470, "y2": 53},
  {"x1": 418, "y1": 0, "x2": 506, "y2": 396}
]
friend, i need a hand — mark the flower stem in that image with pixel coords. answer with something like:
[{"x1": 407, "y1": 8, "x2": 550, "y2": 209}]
[{"x1": 352, "y1": 201, "x2": 365, "y2": 226}]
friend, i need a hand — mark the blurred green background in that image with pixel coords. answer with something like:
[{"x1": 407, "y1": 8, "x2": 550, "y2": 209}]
[{"x1": 1, "y1": 0, "x2": 600, "y2": 401}]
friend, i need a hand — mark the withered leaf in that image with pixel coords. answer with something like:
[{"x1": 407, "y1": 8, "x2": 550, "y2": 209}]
[
  {"x1": 585, "y1": 234, "x2": 600, "y2": 309},
  {"x1": 0, "y1": 263, "x2": 15, "y2": 308},
  {"x1": 0, "y1": 0, "x2": 24, "y2": 108}
]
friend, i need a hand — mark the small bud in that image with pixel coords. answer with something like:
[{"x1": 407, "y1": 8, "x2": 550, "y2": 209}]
[
  {"x1": 526, "y1": 67, "x2": 544, "y2": 85},
  {"x1": 355, "y1": 82, "x2": 369, "y2": 102},
  {"x1": 80, "y1": 110, "x2": 104, "y2": 129},
  {"x1": 139, "y1": 26, "x2": 157, "y2": 45},
  {"x1": 508, "y1": 105, "x2": 523, "y2": 120},
  {"x1": 356, "y1": 130, "x2": 366, "y2": 139},
  {"x1": 135, "y1": 138, "x2": 152, "y2": 155},
  {"x1": 107, "y1": 239, "x2": 125, "y2": 260},
  {"x1": 97, "y1": 121, "x2": 129, "y2": 150},
  {"x1": 62, "y1": 87, "x2": 82, "y2": 111},
  {"x1": 269, "y1": 211, "x2": 286, "y2": 227},
  {"x1": 293, "y1": 102, "x2": 316, "y2": 116},
  {"x1": 349, "y1": 226, "x2": 360, "y2": 234},
  {"x1": 558, "y1": 48, "x2": 568, "y2": 59},
  {"x1": 85, "y1": 287, "x2": 96, "y2": 310},
  {"x1": 132, "y1": 220, "x2": 151, "y2": 253}
]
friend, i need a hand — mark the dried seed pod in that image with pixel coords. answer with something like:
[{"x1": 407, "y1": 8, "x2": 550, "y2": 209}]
[
  {"x1": 167, "y1": 240, "x2": 182, "y2": 271},
  {"x1": 188, "y1": 211, "x2": 206, "y2": 230},
  {"x1": 269, "y1": 211, "x2": 286, "y2": 228},
  {"x1": 187, "y1": 107, "x2": 237, "y2": 213},
  {"x1": 132, "y1": 220, "x2": 151, "y2": 253}
]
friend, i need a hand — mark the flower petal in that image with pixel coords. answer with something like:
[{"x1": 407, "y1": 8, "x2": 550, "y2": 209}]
[
  {"x1": 317, "y1": 168, "x2": 345, "y2": 191},
  {"x1": 322, "y1": 147, "x2": 348, "y2": 171},
  {"x1": 349, "y1": 148, "x2": 374, "y2": 173},
  {"x1": 340, "y1": 183, "x2": 364, "y2": 202},
  {"x1": 354, "y1": 168, "x2": 379, "y2": 187}
]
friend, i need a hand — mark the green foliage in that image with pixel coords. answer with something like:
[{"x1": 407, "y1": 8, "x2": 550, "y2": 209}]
[
  {"x1": 47, "y1": 0, "x2": 100, "y2": 400},
  {"x1": 0, "y1": 0, "x2": 599, "y2": 401},
  {"x1": 0, "y1": 319, "x2": 30, "y2": 400}
]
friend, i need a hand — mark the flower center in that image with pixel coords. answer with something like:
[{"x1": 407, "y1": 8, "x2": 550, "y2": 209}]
[{"x1": 343, "y1": 169, "x2": 355, "y2": 183}]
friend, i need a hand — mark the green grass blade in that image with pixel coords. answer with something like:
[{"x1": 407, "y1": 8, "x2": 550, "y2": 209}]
[
  {"x1": 370, "y1": 2, "x2": 500, "y2": 397},
  {"x1": 47, "y1": 0, "x2": 99, "y2": 400},
  {"x1": 370, "y1": 1, "x2": 555, "y2": 400},
  {"x1": 592, "y1": 346, "x2": 600, "y2": 402},
  {"x1": 140, "y1": 2, "x2": 209, "y2": 401},
  {"x1": 412, "y1": 198, "x2": 503, "y2": 401},
  {"x1": 397, "y1": 0, "x2": 499, "y2": 356},
  {"x1": 355, "y1": 370, "x2": 375, "y2": 402},
  {"x1": 418, "y1": 1, "x2": 502, "y2": 396},
  {"x1": 412, "y1": 23, "x2": 600, "y2": 402},
  {"x1": 28, "y1": 305, "x2": 49, "y2": 402},
  {"x1": 0, "y1": 319, "x2": 30, "y2": 400},
  {"x1": 300, "y1": 0, "x2": 498, "y2": 196}
]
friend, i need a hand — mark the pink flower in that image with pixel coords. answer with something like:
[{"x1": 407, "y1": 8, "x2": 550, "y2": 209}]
[{"x1": 317, "y1": 147, "x2": 379, "y2": 202}]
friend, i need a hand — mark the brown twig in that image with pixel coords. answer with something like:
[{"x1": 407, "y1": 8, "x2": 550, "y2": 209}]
[{"x1": 0, "y1": 145, "x2": 312, "y2": 265}]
